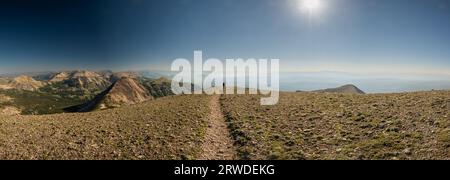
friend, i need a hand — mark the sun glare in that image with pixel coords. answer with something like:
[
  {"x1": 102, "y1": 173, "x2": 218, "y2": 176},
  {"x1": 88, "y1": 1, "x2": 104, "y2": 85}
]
[{"x1": 300, "y1": 0, "x2": 323, "y2": 14}]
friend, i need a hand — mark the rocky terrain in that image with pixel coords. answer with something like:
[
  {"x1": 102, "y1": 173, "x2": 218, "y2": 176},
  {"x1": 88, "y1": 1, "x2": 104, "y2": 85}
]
[
  {"x1": 0, "y1": 89, "x2": 448, "y2": 160},
  {"x1": 1, "y1": 75, "x2": 45, "y2": 91},
  {"x1": 102, "y1": 77, "x2": 154, "y2": 108},
  {"x1": 48, "y1": 71, "x2": 71, "y2": 83},
  {"x1": 221, "y1": 91, "x2": 449, "y2": 160},
  {"x1": 0, "y1": 70, "x2": 448, "y2": 160},
  {"x1": 0, "y1": 95, "x2": 211, "y2": 160},
  {"x1": 0, "y1": 106, "x2": 21, "y2": 116},
  {"x1": 0, "y1": 94, "x2": 12, "y2": 103},
  {"x1": 47, "y1": 70, "x2": 111, "y2": 92}
]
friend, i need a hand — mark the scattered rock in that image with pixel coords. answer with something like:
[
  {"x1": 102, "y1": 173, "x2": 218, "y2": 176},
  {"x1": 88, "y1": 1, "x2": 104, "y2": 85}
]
[{"x1": 402, "y1": 148, "x2": 412, "y2": 155}]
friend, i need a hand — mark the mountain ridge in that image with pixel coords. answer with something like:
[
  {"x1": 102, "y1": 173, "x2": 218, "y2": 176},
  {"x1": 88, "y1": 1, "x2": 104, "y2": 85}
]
[
  {"x1": 2, "y1": 75, "x2": 45, "y2": 91},
  {"x1": 0, "y1": 70, "x2": 174, "y2": 115},
  {"x1": 63, "y1": 76, "x2": 174, "y2": 113},
  {"x1": 297, "y1": 84, "x2": 366, "y2": 94}
]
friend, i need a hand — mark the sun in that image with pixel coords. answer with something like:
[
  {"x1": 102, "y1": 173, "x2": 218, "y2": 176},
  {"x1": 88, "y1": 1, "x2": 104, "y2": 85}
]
[
  {"x1": 304, "y1": 0, "x2": 321, "y2": 10},
  {"x1": 300, "y1": 0, "x2": 323, "y2": 14}
]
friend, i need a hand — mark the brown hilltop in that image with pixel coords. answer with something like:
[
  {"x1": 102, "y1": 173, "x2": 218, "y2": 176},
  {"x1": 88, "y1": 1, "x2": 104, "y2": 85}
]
[
  {"x1": 63, "y1": 74, "x2": 176, "y2": 113},
  {"x1": 63, "y1": 77, "x2": 154, "y2": 112},
  {"x1": 313, "y1": 84, "x2": 366, "y2": 94},
  {"x1": 9, "y1": 75, "x2": 44, "y2": 91},
  {"x1": 49, "y1": 71, "x2": 70, "y2": 83},
  {"x1": 102, "y1": 77, "x2": 153, "y2": 108}
]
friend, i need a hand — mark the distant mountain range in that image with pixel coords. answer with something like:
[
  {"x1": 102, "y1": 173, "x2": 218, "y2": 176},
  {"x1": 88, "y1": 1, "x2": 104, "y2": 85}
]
[
  {"x1": 0, "y1": 70, "x2": 369, "y2": 115},
  {"x1": 0, "y1": 70, "x2": 174, "y2": 115},
  {"x1": 297, "y1": 84, "x2": 366, "y2": 94}
]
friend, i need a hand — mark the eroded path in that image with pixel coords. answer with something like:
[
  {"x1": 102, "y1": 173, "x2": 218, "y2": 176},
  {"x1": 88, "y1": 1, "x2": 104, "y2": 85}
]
[{"x1": 198, "y1": 95, "x2": 237, "y2": 160}]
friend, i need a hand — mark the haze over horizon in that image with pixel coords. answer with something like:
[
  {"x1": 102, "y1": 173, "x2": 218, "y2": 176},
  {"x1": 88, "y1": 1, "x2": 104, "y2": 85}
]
[{"x1": 0, "y1": 0, "x2": 449, "y2": 92}]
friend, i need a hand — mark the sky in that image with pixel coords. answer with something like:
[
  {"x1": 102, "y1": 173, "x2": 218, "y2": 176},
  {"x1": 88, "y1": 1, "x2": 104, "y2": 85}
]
[{"x1": 0, "y1": 0, "x2": 449, "y2": 77}]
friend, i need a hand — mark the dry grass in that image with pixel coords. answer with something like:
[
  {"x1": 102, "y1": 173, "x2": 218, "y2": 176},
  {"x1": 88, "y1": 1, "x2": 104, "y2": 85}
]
[
  {"x1": 221, "y1": 91, "x2": 450, "y2": 160},
  {"x1": 0, "y1": 95, "x2": 211, "y2": 160}
]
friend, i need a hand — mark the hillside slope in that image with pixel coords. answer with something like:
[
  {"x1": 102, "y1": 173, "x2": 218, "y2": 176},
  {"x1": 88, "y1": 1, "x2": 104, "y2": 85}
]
[
  {"x1": 0, "y1": 95, "x2": 211, "y2": 160},
  {"x1": 139, "y1": 77, "x2": 175, "y2": 98},
  {"x1": 48, "y1": 70, "x2": 111, "y2": 91},
  {"x1": 5, "y1": 75, "x2": 44, "y2": 91},
  {"x1": 64, "y1": 76, "x2": 176, "y2": 112},
  {"x1": 102, "y1": 77, "x2": 153, "y2": 108},
  {"x1": 64, "y1": 77, "x2": 155, "y2": 112}
]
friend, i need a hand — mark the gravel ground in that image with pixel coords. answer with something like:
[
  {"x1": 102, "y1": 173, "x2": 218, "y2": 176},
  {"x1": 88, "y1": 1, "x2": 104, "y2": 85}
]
[
  {"x1": 221, "y1": 91, "x2": 449, "y2": 160},
  {"x1": 0, "y1": 95, "x2": 211, "y2": 160}
]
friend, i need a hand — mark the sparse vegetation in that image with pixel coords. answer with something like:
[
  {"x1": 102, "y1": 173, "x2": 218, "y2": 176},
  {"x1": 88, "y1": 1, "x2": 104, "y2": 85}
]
[
  {"x1": 139, "y1": 77, "x2": 175, "y2": 98},
  {"x1": 39, "y1": 81, "x2": 103, "y2": 99},
  {"x1": 221, "y1": 91, "x2": 450, "y2": 160},
  {"x1": 0, "y1": 95, "x2": 211, "y2": 160},
  {"x1": 0, "y1": 89, "x2": 86, "y2": 115},
  {"x1": 1, "y1": 70, "x2": 448, "y2": 160}
]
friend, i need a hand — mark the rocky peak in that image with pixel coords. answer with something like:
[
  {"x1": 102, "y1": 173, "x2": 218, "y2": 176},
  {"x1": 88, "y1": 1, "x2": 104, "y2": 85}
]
[{"x1": 10, "y1": 75, "x2": 44, "y2": 91}]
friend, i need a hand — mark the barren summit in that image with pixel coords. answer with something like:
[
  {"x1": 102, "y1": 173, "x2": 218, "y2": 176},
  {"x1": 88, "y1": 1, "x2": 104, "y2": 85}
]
[
  {"x1": 102, "y1": 77, "x2": 154, "y2": 108},
  {"x1": 309, "y1": 84, "x2": 366, "y2": 94}
]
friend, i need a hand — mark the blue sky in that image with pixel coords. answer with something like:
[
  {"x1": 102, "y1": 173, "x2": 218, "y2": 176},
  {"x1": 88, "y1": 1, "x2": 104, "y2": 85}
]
[{"x1": 0, "y1": 0, "x2": 449, "y2": 76}]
